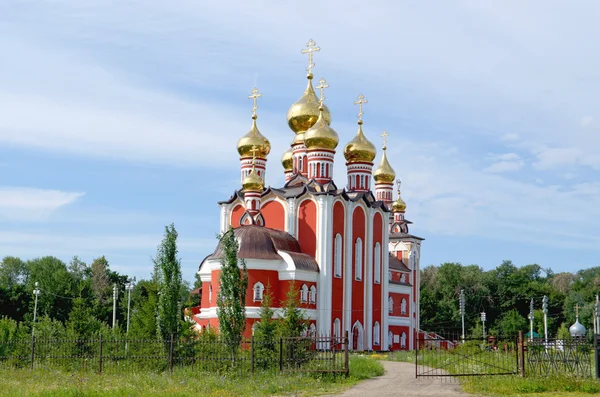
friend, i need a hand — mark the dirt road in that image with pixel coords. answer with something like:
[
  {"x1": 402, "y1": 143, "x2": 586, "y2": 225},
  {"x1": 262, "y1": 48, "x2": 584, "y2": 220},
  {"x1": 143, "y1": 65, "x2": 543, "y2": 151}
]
[{"x1": 326, "y1": 361, "x2": 472, "y2": 397}]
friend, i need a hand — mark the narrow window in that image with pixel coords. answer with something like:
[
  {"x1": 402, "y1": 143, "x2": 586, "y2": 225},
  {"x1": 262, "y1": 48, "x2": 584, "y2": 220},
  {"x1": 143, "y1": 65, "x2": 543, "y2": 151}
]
[
  {"x1": 334, "y1": 318, "x2": 341, "y2": 338},
  {"x1": 309, "y1": 285, "x2": 317, "y2": 304},
  {"x1": 355, "y1": 238, "x2": 363, "y2": 281},
  {"x1": 334, "y1": 234, "x2": 343, "y2": 277},
  {"x1": 388, "y1": 296, "x2": 393, "y2": 313},
  {"x1": 253, "y1": 282, "x2": 264, "y2": 302},
  {"x1": 373, "y1": 322, "x2": 380, "y2": 346},
  {"x1": 401, "y1": 298, "x2": 407, "y2": 315},
  {"x1": 374, "y1": 242, "x2": 381, "y2": 284},
  {"x1": 301, "y1": 284, "x2": 309, "y2": 303}
]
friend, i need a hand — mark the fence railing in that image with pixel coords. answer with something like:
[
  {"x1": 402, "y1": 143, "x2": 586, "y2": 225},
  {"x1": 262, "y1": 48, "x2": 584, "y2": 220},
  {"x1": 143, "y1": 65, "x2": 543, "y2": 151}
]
[{"x1": 0, "y1": 333, "x2": 349, "y2": 376}]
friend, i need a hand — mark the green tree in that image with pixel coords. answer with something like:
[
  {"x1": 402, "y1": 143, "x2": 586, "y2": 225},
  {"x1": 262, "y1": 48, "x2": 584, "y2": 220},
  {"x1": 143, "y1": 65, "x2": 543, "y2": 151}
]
[
  {"x1": 67, "y1": 297, "x2": 100, "y2": 339},
  {"x1": 278, "y1": 281, "x2": 307, "y2": 337},
  {"x1": 217, "y1": 227, "x2": 248, "y2": 352},
  {"x1": 496, "y1": 309, "x2": 527, "y2": 337},
  {"x1": 155, "y1": 224, "x2": 183, "y2": 340},
  {"x1": 252, "y1": 285, "x2": 278, "y2": 368}
]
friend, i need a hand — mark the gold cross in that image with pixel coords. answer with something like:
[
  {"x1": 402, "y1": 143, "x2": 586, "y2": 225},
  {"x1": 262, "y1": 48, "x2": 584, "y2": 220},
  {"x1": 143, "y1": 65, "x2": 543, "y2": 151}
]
[
  {"x1": 575, "y1": 304, "x2": 579, "y2": 317},
  {"x1": 301, "y1": 39, "x2": 320, "y2": 75},
  {"x1": 381, "y1": 130, "x2": 389, "y2": 148},
  {"x1": 248, "y1": 87, "x2": 262, "y2": 117},
  {"x1": 354, "y1": 93, "x2": 368, "y2": 121},
  {"x1": 396, "y1": 179, "x2": 402, "y2": 194},
  {"x1": 316, "y1": 77, "x2": 329, "y2": 106}
]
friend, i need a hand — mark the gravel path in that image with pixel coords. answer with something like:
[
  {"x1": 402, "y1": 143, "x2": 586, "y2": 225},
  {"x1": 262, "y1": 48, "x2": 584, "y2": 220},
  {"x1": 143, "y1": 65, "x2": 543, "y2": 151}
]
[{"x1": 325, "y1": 361, "x2": 473, "y2": 397}]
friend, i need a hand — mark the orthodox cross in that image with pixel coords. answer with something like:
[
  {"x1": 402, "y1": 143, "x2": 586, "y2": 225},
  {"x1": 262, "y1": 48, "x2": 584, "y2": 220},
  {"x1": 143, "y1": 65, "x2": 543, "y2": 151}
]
[
  {"x1": 316, "y1": 77, "x2": 329, "y2": 106},
  {"x1": 248, "y1": 87, "x2": 262, "y2": 117},
  {"x1": 396, "y1": 179, "x2": 402, "y2": 194},
  {"x1": 381, "y1": 130, "x2": 389, "y2": 148},
  {"x1": 301, "y1": 39, "x2": 320, "y2": 75},
  {"x1": 575, "y1": 304, "x2": 580, "y2": 318},
  {"x1": 354, "y1": 93, "x2": 368, "y2": 121}
]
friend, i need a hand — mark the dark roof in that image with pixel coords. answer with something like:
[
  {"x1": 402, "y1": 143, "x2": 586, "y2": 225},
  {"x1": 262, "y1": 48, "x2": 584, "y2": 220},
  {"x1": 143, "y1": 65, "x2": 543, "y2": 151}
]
[
  {"x1": 389, "y1": 254, "x2": 411, "y2": 272},
  {"x1": 389, "y1": 231, "x2": 425, "y2": 241},
  {"x1": 200, "y1": 225, "x2": 320, "y2": 272},
  {"x1": 390, "y1": 279, "x2": 412, "y2": 286}
]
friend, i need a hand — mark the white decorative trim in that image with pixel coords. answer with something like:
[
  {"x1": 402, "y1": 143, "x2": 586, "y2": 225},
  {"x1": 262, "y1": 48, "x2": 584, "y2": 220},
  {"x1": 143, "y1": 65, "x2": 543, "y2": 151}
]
[
  {"x1": 389, "y1": 284, "x2": 412, "y2": 294},
  {"x1": 388, "y1": 316, "x2": 411, "y2": 327},
  {"x1": 195, "y1": 306, "x2": 318, "y2": 320}
]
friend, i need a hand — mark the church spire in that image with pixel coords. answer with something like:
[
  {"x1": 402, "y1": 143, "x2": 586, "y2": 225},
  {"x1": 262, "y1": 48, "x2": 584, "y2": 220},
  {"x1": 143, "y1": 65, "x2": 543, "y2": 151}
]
[
  {"x1": 373, "y1": 130, "x2": 396, "y2": 205},
  {"x1": 344, "y1": 94, "x2": 377, "y2": 192},
  {"x1": 237, "y1": 87, "x2": 270, "y2": 184}
]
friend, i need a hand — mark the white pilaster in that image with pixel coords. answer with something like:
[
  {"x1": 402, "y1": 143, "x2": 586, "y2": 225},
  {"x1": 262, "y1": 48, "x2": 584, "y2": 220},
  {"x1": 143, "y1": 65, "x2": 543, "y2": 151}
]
[
  {"x1": 219, "y1": 204, "x2": 228, "y2": 233},
  {"x1": 287, "y1": 199, "x2": 297, "y2": 237},
  {"x1": 365, "y1": 208, "x2": 374, "y2": 350},
  {"x1": 382, "y1": 213, "x2": 390, "y2": 350},
  {"x1": 344, "y1": 202, "x2": 355, "y2": 343},
  {"x1": 316, "y1": 195, "x2": 333, "y2": 336}
]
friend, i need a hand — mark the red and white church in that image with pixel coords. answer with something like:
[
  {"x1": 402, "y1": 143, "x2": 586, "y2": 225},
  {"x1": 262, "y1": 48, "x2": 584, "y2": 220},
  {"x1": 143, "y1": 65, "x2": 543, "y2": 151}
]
[{"x1": 193, "y1": 40, "x2": 423, "y2": 351}]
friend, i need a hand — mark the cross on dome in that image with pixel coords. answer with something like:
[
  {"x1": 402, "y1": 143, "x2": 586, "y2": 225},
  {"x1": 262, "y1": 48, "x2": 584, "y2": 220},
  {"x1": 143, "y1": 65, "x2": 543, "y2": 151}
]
[
  {"x1": 575, "y1": 304, "x2": 580, "y2": 318},
  {"x1": 316, "y1": 77, "x2": 329, "y2": 106},
  {"x1": 396, "y1": 179, "x2": 402, "y2": 194},
  {"x1": 301, "y1": 39, "x2": 320, "y2": 75},
  {"x1": 381, "y1": 130, "x2": 389, "y2": 149},
  {"x1": 354, "y1": 94, "x2": 368, "y2": 122},
  {"x1": 248, "y1": 87, "x2": 262, "y2": 118}
]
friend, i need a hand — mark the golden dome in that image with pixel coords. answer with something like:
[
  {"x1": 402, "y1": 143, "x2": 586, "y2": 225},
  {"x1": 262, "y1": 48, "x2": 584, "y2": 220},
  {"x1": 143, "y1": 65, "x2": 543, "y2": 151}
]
[
  {"x1": 242, "y1": 168, "x2": 264, "y2": 193},
  {"x1": 392, "y1": 194, "x2": 407, "y2": 212},
  {"x1": 281, "y1": 147, "x2": 293, "y2": 172},
  {"x1": 287, "y1": 75, "x2": 331, "y2": 134},
  {"x1": 237, "y1": 116, "x2": 271, "y2": 158},
  {"x1": 344, "y1": 122, "x2": 377, "y2": 163},
  {"x1": 373, "y1": 147, "x2": 396, "y2": 183},
  {"x1": 303, "y1": 107, "x2": 339, "y2": 151}
]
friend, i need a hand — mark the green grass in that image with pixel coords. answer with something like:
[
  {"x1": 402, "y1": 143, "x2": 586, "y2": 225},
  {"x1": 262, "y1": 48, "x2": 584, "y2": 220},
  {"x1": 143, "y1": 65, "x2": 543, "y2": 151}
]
[{"x1": 0, "y1": 356, "x2": 384, "y2": 397}]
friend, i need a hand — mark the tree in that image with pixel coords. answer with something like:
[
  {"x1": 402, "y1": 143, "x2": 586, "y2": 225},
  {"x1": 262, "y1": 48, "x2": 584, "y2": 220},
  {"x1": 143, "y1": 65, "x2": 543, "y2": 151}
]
[
  {"x1": 217, "y1": 227, "x2": 248, "y2": 352},
  {"x1": 155, "y1": 224, "x2": 183, "y2": 340},
  {"x1": 253, "y1": 284, "x2": 278, "y2": 368},
  {"x1": 278, "y1": 281, "x2": 307, "y2": 337},
  {"x1": 496, "y1": 309, "x2": 527, "y2": 337},
  {"x1": 90, "y1": 256, "x2": 110, "y2": 305},
  {"x1": 0, "y1": 256, "x2": 28, "y2": 288}
]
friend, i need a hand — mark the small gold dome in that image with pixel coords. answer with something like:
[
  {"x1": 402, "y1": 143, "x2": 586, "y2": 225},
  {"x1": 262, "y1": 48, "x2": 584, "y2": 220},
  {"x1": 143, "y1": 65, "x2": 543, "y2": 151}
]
[
  {"x1": 242, "y1": 169, "x2": 264, "y2": 193},
  {"x1": 281, "y1": 147, "x2": 293, "y2": 172},
  {"x1": 304, "y1": 107, "x2": 339, "y2": 151},
  {"x1": 287, "y1": 76, "x2": 331, "y2": 134},
  {"x1": 237, "y1": 117, "x2": 271, "y2": 158},
  {"x1": 373, "y1": 147, "x2": 396, "y2": 183},
  {"x1": 344, "y1": 122, "x2": 377, "y2": 163},
  {"x1": 392, "y1": 195, "x2": 407, "y2": 212}
]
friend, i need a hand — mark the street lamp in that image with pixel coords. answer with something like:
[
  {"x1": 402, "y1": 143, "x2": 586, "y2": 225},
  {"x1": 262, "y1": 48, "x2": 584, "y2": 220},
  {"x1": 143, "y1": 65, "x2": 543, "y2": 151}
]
[
  {"x1": 459, "y1": 289, "x2": 465, "y2": 342},
  {"x1": 126, "y1": 278, "x2": 135, "y2": 334},
  {"x1": 481, "y1": 311, "x2": 487, "y2": 340},
  {"x1": 32, "y1": 282, "x2": 41, "y2": 337},
  {"x1": 112, "y1": 283, "x2": 118, "y2": 329},
  {"x1": 542, "y1": 295, "x2": 548, "y2": 344},
  {"x1": 528, "y1": 298, "x2": 534, "y2": 342}
]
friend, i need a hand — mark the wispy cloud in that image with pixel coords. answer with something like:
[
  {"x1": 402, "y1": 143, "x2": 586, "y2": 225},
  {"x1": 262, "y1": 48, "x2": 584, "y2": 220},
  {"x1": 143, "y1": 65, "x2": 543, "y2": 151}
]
[{"x1": 0, "y1": 187, "x2": 84, "y2": 221}]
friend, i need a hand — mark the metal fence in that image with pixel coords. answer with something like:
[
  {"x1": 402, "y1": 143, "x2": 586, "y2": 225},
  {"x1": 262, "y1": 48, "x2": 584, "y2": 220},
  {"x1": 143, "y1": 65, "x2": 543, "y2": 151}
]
[
  {"x1": 526, "y1": 337, "x2": 595, "y2": 378},
  {"x1": 0, "y1": 333, "x2": 349, "y2": 376}
]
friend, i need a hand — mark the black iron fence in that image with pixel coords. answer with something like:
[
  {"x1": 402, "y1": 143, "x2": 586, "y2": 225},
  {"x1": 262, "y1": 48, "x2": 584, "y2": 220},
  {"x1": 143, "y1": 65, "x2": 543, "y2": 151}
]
[
  {"x1": 416, "y1": 330, "x2": 600, "y2": 379},
  {"x1": 0, "y1": 333, "x2": 349, "y2": 376}
]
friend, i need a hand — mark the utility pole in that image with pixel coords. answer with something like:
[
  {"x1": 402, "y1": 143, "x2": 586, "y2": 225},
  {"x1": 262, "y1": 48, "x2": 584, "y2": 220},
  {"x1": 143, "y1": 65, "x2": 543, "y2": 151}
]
[
  {"x1": 112, "y1": 283, "x2": 118, "y2": 329},
  {"x1": 528, "y1": 298, "x2": 534, "y2": 341},
  {"x1": 32, "y1": 282, "x2": 41, "y2": 337},
  {"x1": 542, "y1": 295, "x2": 548, "y2": 344},
  {"x1": 481, "y1": 311, "x2": 486, "y2": 340},
  {"x1": 126, "y1": 278, "x2": 135, "y2": 334},
  {"x1": 459, "y1": 289, "x2": 466, "y2": 343},
  {"x1": 595, "y1": 295, "x2": 599, "y2": 335}
]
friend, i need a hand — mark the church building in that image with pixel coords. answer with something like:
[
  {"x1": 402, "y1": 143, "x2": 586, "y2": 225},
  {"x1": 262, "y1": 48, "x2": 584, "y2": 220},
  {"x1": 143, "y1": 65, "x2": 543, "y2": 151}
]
[{"x1": 193, "y1": 40, "x2": 423, "y2": 351}]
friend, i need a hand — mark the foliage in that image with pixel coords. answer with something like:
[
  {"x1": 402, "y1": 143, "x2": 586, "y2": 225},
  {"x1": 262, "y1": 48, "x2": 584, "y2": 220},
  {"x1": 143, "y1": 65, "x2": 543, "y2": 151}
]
[
  {"x1": 217, "y1": 227, "x2": 248, "y2": 352},
  {"x1": 278, "y1": 281, "x2": 307, "y2": 337},
  {"x1": 155, "y1": 223, "x2": 184, "y2": 341},
  {"x1": 253, "y1": 284, "x2": 278, "y2": 369}
]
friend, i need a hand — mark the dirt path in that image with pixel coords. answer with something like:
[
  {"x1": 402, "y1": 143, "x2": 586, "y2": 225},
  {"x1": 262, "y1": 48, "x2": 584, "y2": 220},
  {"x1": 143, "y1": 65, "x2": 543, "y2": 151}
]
[{"x1": 325, "y1": 361, "x2": 472, "y2": 397}]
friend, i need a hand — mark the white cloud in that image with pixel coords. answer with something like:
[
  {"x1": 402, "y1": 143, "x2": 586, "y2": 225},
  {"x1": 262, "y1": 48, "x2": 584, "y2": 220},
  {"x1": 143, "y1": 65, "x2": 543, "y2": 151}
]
[
  {"x1": 483, "y1": 153, "x2": 524, "y2": 173},
  {"x1": 501, "y1": 133, "x2": 520, "y2": 141},
  {"x1": 0, "y1": 187, "x2": 84, "y2": 221}
]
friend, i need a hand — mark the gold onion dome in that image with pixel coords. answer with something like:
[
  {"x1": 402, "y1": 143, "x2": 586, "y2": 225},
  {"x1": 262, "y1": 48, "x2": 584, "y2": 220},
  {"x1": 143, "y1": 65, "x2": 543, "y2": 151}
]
[
  {"x1": 242, "y1": 167, "x2": 264, "y2": 193},
  {"x1": 373, "y1": 146, "x2": 396, "y2": 183},
  {"x1": 344, "y1": 121, "x2": 377, "y2": 163},
  {"x1": 281, "y1": 147, "x2": 293, "y2": 172},
  {"x1": 287, "y1": 76, "x2": 332, "y2": 135},
  {"x1": 303, "y1": 106, "x2": 339, "y2": 151},
  {"x1": 237, "y1": 116, "x2": 271, "y2": 158},
  {"x1": 392, "y1": 194, "x2": 407, "y2": 212}
]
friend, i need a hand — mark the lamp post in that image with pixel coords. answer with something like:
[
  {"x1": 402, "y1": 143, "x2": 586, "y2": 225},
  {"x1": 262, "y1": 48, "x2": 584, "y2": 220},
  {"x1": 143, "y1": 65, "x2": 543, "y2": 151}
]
[
  {"x1": 595, "y1": 295, "x2": 599, "y2": 335},
  {"x1": 32, "y1": 282, "x2": 41, "y2": 337},
  {"x1": 112, "y1": 283, "x2": 118, "y2": 329},
  {"x1": 481, "y1": 311, "x2": 486, "y2": 340},
  {"x1": 126, "y1": 278, "x2": 135, "y2": 335},
  {"x1": 459, "y1": 289, "x2": 465, "y2": 342},
  {"x1": 528, "y1": 298, "x2": 534, "y2": 342},
  {"x1": 542, "y1": 295, "x2": 548, "y2": 344}
]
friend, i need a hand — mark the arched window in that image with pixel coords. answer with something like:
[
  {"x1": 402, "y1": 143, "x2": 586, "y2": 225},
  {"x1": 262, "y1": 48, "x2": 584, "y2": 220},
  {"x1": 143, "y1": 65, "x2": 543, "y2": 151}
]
[
  {"x1": 388, "y1": 296, "x2": 393, "y2": 313},
  {"x1": 360, "y1": 175, "x2": 364, "y2": 189},
  {"x1": 334, "y1": 233, "x2": 343, "y2": 277},
  {"x1": 401, "y1": 298, "x2": 407, "y2": 314},
  {"x1": 374, "y1": 242, "x2": 381, "y2": 284},
  {"x1": 301, "y1": 284, "x2": 309, "y2": 303},
  {"x1": 388, "y1": 331, "x2": 393, "y2": 348},
  {"x1": 389, "y1": 269, "x2": 392, "y2": 281},
  {"x1": 373, "y1": 322, "x2": 380, "y2": 346},
  {"x1": 252, "y1": 321, "x2": 260, "y2": 335},
  {"x1": 401, "y1": 274, "x2": 407, "y2": 283},
  {"x1": 365, "y1": 175, "x2": 369, "y2": 189},
  {"x1": 401, "y1": 332, "x2": 407, "y2": 348},
  {"x1": 209, "y1": 284, "x2": 212, "y2": 303},
  {"x1": 298, "y1": 156, "x2": 303, "y2": 171},
  {"x1": 309, "y1": 285, "x2": 317, "y2": 304},
  {"x1": 316, "y1": 163, "x2": 321, "y2": 178},
  {"x1": 253, "y1": 282, "x2": 265, "y2": 302},
  {"x1": 334, "y1": 318, "x2": 341, "y2": 338},
  {"x1": 309, "y1": 323, "x2": 316, "y2": 337},
  {"x1": 355, "y1": 238, "x2": 363, "y2": 281}
]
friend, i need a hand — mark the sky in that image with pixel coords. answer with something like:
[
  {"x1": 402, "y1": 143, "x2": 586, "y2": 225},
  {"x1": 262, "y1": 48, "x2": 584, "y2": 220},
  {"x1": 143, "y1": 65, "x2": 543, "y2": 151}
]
[{"x1": 1, "y1": 1, "x2": 599, "y2": 283}]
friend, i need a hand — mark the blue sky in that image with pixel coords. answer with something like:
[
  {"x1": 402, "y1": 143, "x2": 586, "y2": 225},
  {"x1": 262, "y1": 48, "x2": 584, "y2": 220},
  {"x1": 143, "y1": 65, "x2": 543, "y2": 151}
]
[{"x1": 1, "y1": 1, "x2": 599, "y2": 283}]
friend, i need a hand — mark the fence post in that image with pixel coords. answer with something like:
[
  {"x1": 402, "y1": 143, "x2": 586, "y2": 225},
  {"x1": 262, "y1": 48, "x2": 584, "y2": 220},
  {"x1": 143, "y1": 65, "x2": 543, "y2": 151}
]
[
  {"x1": 30, "y1": 335, "x2": 35, "y2": 370},
  {"x1": 279, "y1": 338, "x2": 283, "y2": 372},
  {"x1": 98, "y1": 335, "x2": 103, "y2": 375},
  {"x1": 518, "y1": 330, "x2": 525, "y2": 377},
  {"x1": 595, "y1": 334, "x2": 600, "y2": 379},
  {"x1": 169, "y1": 333, "x2": 174, "y2": 374},
  {"x1": 344, "y1": 331, "x2": 349, "y2": 377},
  {"x1": 250, "y1": 336, "x2": 255, "y2": 375}
]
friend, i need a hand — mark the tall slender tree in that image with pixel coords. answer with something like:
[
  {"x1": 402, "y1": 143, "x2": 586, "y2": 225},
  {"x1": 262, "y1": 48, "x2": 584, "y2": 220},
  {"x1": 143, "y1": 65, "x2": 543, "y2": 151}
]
[
  {"x1": 217, "y1": 227, "x2": 248, "y2": 352},
  {"x1": 155, "y1": 224, "x2": 183, "y2": 340}
]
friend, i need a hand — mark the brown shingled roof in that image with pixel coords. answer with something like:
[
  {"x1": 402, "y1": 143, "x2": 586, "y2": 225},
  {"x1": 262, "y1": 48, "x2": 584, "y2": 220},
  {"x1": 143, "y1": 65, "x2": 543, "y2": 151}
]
[{"x1": 389, "y1": 254, "x2": 411, "y2": 272}]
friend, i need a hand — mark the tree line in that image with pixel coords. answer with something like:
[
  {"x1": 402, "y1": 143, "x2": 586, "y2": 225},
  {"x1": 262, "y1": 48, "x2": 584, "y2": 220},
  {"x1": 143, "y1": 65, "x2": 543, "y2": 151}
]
[{"x1": 421, "y1": 260, "x2": 600, "y2": 338}]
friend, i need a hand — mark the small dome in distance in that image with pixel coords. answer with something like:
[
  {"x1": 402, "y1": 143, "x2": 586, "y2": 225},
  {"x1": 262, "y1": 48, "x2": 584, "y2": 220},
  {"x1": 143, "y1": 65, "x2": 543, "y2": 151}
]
[{"x1": 281, "y1": 147, "x2": 293, "y2": 172}]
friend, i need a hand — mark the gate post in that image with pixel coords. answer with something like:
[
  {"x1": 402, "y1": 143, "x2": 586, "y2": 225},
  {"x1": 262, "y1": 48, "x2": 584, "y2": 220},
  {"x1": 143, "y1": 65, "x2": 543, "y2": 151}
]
[
  {"x1": 518, "y1": 330, "x2": 525, "y2": 377},
  {"x1": 250, "y1": 336, "x2": 254, "y2": 375},
  {"x1": 595, "y1": 334, "x2": 600, "y2": 379},
  {"x1": 98, "y1": 335, "x2": 103, "y2": 375},
  {"x1": 344, "y1": 331, "x2": 349, "y2": 377}
]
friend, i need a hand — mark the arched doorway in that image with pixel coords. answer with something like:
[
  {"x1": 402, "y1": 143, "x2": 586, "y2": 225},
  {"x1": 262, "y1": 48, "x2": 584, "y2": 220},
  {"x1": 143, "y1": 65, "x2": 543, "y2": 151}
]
[{"x1": 352, "y1": 321, "x2": 364, "y2": 351}]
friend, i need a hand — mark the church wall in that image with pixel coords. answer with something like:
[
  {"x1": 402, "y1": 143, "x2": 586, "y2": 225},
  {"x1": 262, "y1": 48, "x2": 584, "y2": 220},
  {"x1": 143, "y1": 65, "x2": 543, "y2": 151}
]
[
  {"x1": 261, "y1": 200, "x2": 286, "y2": 230},
  {"x1": 372, "y1": 211, "x2": 383, "y2": 350},
  {"x1": 277, "y1": 280, "x2": 318, "y2": 311},
  {"x1": 245, "y1": 269, "x2": 280, "y2": 307},
  {"x1": 331, "y1": 201, "x2": 345, "y2": 331},
  {"x1": 297, "y1": 199, "x2": 317, "y2": 258},
  {"x1": 389, "y1": 325, "x2": 410, "y2": 350},
  {"x1": 389, "y1": 292, "x2": 410, "y2": 317},
  {"x1": 351, "y1": 206, "x2": 366, "y2": 332},
  {"x1": 230, "y1": 204, "x2": 245, "y2": 228},
  {"x1": 209, "y1": 270, "x2": 222, "y2": 308}
]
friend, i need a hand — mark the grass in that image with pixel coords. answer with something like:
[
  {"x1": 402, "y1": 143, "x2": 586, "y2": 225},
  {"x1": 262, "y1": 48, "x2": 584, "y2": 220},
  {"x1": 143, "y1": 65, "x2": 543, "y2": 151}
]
[{"x1": 0, "y1": 355, "x2": 384, "y2": 397}]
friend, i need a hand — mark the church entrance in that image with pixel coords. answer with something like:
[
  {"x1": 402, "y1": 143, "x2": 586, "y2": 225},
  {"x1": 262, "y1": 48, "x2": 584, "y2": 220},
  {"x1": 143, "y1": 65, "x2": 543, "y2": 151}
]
[{"x1": 352, "y1": 321, "x2": 364, "y2": 351}]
